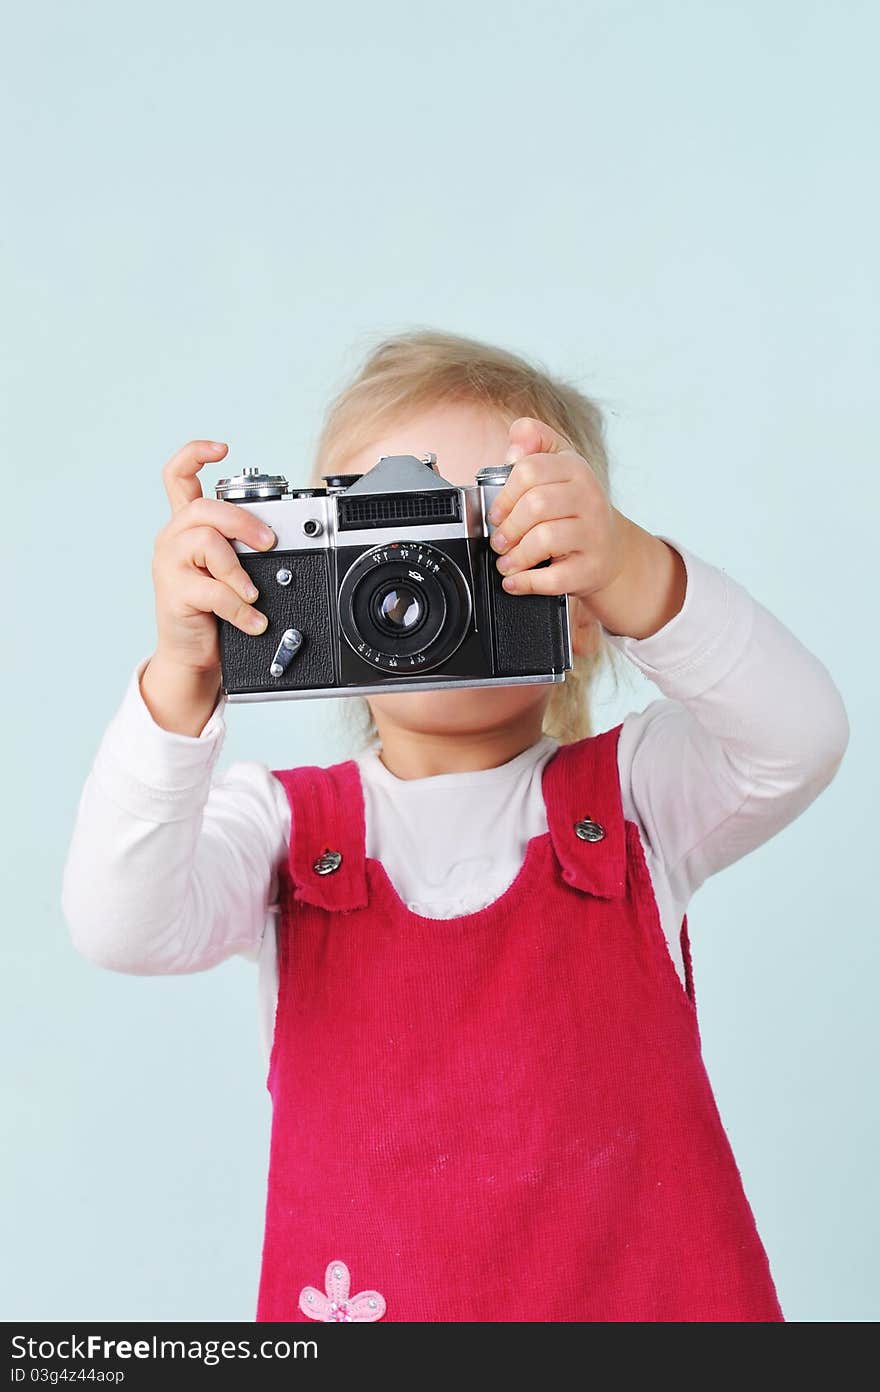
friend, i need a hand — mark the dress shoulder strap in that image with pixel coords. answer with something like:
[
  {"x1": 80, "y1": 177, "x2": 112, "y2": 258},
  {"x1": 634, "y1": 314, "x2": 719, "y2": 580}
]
[
  {"x1": 541, "y1": 723, "x2": 628, "y2": 900},
  {"x1": 271, "y1": 759, "x2": 369, "y2": 912}
]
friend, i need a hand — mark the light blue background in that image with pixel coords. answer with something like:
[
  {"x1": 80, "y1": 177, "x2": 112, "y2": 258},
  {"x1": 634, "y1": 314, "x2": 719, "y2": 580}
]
[{"x1": 2, "y1": 0, "x2": 876, "y2": 1322}]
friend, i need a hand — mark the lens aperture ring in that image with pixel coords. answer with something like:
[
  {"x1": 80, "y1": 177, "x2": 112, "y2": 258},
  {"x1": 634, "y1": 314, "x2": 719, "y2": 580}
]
[{"x1": 338, "y1": 541, "x2": 472, "y2": 673}]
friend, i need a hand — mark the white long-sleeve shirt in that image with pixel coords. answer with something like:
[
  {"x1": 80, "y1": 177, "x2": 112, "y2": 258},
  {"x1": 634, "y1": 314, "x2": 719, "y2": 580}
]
[{"x1": 61, "y1": 536, "x2": 850, "y2": 1063}]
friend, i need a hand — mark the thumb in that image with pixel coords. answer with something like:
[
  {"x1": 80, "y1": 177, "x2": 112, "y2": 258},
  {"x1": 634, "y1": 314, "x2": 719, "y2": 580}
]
[{"x1": 505, "y1": 416, "x2": 572, "y2": 465}]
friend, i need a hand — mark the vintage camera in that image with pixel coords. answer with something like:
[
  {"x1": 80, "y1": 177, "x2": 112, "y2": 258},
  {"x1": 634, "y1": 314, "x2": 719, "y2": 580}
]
[{"x1": 213, "y1": 452, "x2": 573, "y2": 702}]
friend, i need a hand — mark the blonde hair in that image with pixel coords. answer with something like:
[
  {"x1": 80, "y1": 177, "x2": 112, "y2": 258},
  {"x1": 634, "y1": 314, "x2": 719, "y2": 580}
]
[{"x1": 308, "y1": 327, "x2": 627, "y2": 749}]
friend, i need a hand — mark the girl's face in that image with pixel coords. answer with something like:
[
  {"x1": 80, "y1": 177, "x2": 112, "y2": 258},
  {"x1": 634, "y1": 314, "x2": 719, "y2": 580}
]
[{"x1": 335, "y1": 400, "x2": 594, "y2": 746}]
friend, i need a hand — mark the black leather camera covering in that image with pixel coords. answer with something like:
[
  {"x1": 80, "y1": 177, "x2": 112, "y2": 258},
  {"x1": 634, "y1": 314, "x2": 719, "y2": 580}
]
[
  {"x1": 219, "y1": 545, "x2": 568, "y2": 695},
  {"x1": 218, "y1": 551, "x2": 336, "y2": 694},
  {"x1": 488, "y1": 552, "x2": 569, "y2": 676}
]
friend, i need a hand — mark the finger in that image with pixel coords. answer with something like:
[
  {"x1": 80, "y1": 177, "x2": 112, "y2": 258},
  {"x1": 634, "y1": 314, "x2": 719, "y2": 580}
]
[
  {"x1": 506, "y1": 416, "x2": 574, "y2": 465},
  {"x1": 185, "y1": 572, "x2": 269, "y2": 634},
  {"x1": 166, "y1": 496, "x2": 277, "y2": 553},
  {"x1": 490, "y1": 479, "x2": 581, "y2": 552},
  {"x1": 499, "y1": 553, "x2": 582, "y2": 597},
  {"x1": 182, "y1": 526, "x2": 262, "y2": 606},
  {"x1": 493, "y1": 517, "x2": 584, "y2": 581},
  {"x1": 490, "y1": 454, "x2": 583, "y2": 533},
  {"x1": 162, "y1": 440, "x2": 228, "y2": 514}
]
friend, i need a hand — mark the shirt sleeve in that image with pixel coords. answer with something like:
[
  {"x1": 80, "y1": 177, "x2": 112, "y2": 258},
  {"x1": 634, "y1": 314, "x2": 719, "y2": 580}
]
[
  {"x1": 608, "y1": 537, "x2": 850, "y2": 905},
  {"x1": 61, "y1": 656, "x2": 290, "y2": 975}
]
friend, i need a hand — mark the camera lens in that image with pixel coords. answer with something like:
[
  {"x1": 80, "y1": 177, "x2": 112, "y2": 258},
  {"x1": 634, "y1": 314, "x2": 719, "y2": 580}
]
[
  {"x1": 338, "y1": 541, "x2": 471, "y2": 674},
  {"x1": 372, "y1": 584, "x2": 425, "y2": 636}
]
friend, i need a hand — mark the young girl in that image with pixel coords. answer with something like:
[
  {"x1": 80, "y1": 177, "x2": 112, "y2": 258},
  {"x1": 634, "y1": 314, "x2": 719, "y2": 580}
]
[{"x1": 62, "y1": 329, "x2": 849, "y2": 1323}]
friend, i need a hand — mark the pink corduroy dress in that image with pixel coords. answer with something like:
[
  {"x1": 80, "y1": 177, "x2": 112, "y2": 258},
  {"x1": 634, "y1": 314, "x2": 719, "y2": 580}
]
[{"x1": 255, "y1": 722, "x2": 784, "y2": 1322}]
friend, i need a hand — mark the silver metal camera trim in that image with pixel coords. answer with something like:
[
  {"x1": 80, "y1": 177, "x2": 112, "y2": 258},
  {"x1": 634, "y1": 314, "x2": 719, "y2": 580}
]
[
  {"x1": 223, "y1": 464, "x2": 504, "y2": 557},
  {"x1": 226, "y1": 667, "x2": 568, "y2": 703}
]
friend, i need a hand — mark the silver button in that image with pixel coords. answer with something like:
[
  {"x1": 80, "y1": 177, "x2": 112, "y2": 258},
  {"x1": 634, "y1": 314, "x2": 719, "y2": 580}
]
[
  {"x1": 313, "y1": 849, "x2": 343, "y2": 875},
  {"x1": 574, "y1": 818, "x2": 605, "y2": 842}
]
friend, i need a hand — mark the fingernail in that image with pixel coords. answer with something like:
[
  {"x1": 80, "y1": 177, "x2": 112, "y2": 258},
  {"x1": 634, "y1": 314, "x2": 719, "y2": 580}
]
[
  {"x1": 211, "y1": 442, "x2": 226, "y2": 452},
  {"x1": 505, "y1": 444, "x2": 525, "y2": 465},
  {"x1": 491, "y1": 531, "x2": 508, "y2": 551},
  {"x1": 247, "y1": 611, "x2": 268, "y2": 632},
  {"x1": 502, "y1": 575, "x2": 518, "y2": 590},
  {"x1": 259, "y1": 525, "x2": 275, "y2": 546},
  {"x1": 488, "y1": 505, "x2": 502, "y2": 524},
  {"x1": 244, "y1": 581, "x2": 259, "y2": 601}
]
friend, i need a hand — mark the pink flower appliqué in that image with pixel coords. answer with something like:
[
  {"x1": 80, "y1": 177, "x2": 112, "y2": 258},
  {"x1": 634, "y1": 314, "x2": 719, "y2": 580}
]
[{"x1": 298, "y1": 1260, "x2": 386, "y2": 1322}]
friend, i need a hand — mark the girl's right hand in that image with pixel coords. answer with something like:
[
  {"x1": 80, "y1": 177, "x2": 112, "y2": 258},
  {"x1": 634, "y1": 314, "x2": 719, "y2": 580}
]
[{"x1": 151, "y1": 440, "x2": 278, "y2": 675}]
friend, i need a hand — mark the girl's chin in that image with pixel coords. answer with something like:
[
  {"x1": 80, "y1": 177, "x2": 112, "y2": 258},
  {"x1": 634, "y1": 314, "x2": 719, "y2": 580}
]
[{"x1": 367, "y1": 684, "x2": 549, "y2": 726}]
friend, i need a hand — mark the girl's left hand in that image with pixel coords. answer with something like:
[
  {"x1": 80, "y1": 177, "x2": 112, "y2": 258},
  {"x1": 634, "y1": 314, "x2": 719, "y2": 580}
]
[{"x1": 487, "y1": 416, "x2": 627, "y2": 606}]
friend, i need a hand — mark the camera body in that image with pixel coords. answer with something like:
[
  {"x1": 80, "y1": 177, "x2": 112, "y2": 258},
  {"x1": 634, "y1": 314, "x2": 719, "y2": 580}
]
[{"x1": 214, "y1": 452, "x2": 573, "y2": 702}]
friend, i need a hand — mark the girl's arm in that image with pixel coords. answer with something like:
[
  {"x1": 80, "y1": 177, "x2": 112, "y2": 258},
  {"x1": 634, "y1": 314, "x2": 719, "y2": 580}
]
[
  {"x1": 607, "y1": 536, "x2": 850, "y2": 897},
  {"x1": 61, "y1": 657, "x2": 289, "y2": 974}
]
